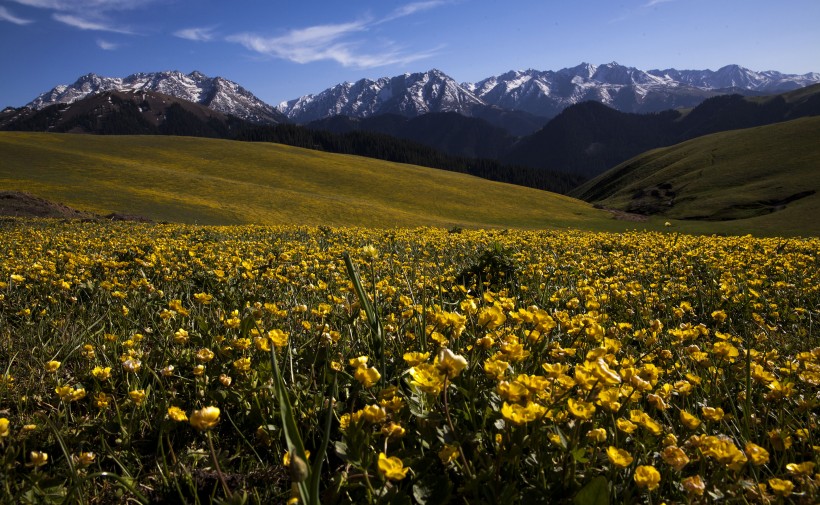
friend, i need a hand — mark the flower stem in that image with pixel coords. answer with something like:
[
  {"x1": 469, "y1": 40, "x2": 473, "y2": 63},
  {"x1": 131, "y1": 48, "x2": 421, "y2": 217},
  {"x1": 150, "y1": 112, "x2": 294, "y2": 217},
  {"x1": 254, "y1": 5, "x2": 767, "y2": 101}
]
[
  {"x1": 443, "y1": 376, "x2": 475, "y2": 479},
  {"x1": 206, "y1": 431, "x2": 232, "y2": 500}
]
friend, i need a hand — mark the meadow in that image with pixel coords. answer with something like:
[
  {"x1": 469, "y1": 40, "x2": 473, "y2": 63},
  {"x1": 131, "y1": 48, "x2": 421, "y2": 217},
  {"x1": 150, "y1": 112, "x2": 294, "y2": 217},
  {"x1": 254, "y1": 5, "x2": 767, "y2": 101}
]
[
  {"x1": 1, "y1": 219, "x2": 818, "y2": 504},
  {"x1": 2, "y1": 131, "x2": 815, "y2": 237}
]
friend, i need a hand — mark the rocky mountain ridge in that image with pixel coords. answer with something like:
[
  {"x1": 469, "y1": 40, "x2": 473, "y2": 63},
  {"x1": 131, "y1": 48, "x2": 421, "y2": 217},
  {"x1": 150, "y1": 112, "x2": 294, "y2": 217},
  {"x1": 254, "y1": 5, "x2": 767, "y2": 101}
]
[{"x1": 26, "y1": 70, "x2": 285, "y2": 124}]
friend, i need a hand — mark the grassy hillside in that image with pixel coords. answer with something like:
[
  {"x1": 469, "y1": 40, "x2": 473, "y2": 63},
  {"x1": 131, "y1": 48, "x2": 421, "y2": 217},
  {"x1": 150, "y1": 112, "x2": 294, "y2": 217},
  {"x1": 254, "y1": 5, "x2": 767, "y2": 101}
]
[
  {"x1": 0, "y1": 132, "x2": 629, "y2": 230},
  {"x1": 572, "y1": 116, "x2": 820, "y2": 236},
  {"x1": 504, "y1": 84, "x2": 820, "y2": 180}
]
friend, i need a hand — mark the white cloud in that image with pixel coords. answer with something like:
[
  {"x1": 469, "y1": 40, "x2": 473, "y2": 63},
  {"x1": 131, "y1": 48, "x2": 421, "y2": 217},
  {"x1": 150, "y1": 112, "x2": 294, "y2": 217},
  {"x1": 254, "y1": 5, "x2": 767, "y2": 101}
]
[
  {"x1": 10, "y1": 0, "x2": 151, "y2": 33},
  {"x1": 380, "y1": 0, "x2": 452, "y2": 22},
  {"x1": 174, "y1": 26, "x2": 216, "y2": 42},
  {"x1": 231, "y1": 31, "x2": 440, "y2": 69},
  {"x1": 227, "y1": 20, "x2": 369, "y2": 64},
  {"x1": 644, "y1": 0, "x2": 675, "y2": 6},
  {"x1": 10, "y1": 0, "x2": 152, "y2": 11},
  {"x1": 52, "y1": 12, "x2": 132, "y2": 33},
  {"x1": 228, "y1": 2, "x2": 447, "y2": 69},
  {"x1": 0, "y1": 6, "x2": 34, "y2": 24},
  {"x1": 96, "y1": 38, "x2": 118, "y2": 50}
]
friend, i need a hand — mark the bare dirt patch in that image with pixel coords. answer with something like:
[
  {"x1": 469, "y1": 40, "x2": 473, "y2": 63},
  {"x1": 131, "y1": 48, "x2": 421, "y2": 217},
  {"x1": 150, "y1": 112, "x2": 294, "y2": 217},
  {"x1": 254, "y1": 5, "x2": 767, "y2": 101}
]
[
  {"x1": 600, "y1": 207, "x2": 649, "y2": 222},
  {"x1": 0, "y1": 191, "x2": 152, "y2": 222}
]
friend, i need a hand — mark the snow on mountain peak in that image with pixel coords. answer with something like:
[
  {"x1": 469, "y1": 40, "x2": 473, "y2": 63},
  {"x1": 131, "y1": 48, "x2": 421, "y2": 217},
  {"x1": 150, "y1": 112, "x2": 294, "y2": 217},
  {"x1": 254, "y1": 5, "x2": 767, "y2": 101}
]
[{"x1": 26, "y1": 71, "x2": 284, "y2": 124}]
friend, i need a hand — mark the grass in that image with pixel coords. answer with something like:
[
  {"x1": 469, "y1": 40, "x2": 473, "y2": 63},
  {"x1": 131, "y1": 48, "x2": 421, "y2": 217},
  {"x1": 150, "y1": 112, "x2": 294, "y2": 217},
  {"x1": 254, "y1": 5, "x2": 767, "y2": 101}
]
[
  {"x1": 0, "y1": 132, "x2": 630, "y2": 231},
  {"x1": 571, "y1": 116, "x2": 820, "y2": 236}
]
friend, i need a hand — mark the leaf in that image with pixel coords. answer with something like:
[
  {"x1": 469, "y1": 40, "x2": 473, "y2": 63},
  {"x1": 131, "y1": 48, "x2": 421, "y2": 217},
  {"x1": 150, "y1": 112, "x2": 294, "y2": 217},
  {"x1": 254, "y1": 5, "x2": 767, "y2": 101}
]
[
  {"x1": 412, "y1": 468, "x2": 453, "y2": 505},
  {"x1": 333, "y1": 441, "x2": 348, "y2": 461},
  {"x1": 571, "y1": 447, "x2": 589, "y2": 463},
  {"x1": 553, "y1": 427, "x2": 569, "y2": 450},
  {"x1": 573, "y1": 476, "x2": 610, "y2": 505}
]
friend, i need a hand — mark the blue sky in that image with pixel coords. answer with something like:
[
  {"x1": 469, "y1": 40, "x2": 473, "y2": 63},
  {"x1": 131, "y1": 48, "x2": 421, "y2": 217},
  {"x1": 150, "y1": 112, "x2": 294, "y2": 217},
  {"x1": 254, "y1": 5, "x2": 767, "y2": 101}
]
[{"x1": 1, "y1": 0, "x2": 819, "y2": 108}]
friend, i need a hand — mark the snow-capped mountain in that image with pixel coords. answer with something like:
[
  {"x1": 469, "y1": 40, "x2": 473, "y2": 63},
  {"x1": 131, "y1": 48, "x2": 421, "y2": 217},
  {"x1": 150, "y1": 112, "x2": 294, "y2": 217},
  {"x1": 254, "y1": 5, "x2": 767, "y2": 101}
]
[
  {"x1": 280, "y1": 63, "x2": 820, "y2": 123},
  {"x1": 647, "y1": 64, "x2": 820, "y2": 91},
  {"x1": 467, "y1": 62, "x2": 820, "y2": 118},
  {"x1": 278, "y1": 69, "x2": 484, "y2": 123},
  {"x1": 27, "y1": 71, "x2": 285, "y2": 124}
]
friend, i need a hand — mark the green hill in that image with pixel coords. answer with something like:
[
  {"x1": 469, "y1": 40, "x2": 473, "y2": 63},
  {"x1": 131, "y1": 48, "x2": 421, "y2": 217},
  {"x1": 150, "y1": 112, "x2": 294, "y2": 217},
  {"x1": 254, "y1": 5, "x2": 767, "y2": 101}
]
[
  {"x1": 571, "y1": 116, "x2": 820, "y2": 236},
  {"x1": 0, "y1": 132, "x2": 625, "y2": 230}
]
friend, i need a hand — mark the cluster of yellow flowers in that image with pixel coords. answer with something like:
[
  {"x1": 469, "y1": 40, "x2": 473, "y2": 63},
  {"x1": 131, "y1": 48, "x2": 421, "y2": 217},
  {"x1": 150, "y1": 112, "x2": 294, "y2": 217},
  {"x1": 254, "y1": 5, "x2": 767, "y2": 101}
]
[{"x1": 0, "y1": 221, "x2": 818, "y2": 502}]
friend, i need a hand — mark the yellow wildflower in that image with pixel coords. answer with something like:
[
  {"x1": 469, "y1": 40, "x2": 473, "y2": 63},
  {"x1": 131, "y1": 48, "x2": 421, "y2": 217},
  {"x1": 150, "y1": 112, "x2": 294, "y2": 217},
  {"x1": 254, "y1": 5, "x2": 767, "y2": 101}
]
[
  {"x1": 586, "y1": 428, "x2": 607, "y2": 443},
  {"x1": 354, "y1": 366, "x2": 381, "y2": 388},
  {"x1": 408, "y1": 363, "x2": 445, "y2": 395},
  {"x1": 606, "y1": 446, "x2": 633, "y2": 469},
  {"x1": 437, "y1": 348, "x2": 468, "y2": 378},
  {"x1": 129, "y1": 389, "x2": 147, "y2": 405},
  {"x1": 682, "y1": 475, "x2": 705, "y2": 496},
  {"x1": 786, "y1": 461, "x2": 815, "y2": 475},
  {"x1": 168, "y1": 406, "x2": 188, "y2": 422},
  {"x1": 29, "y1": 451, "x2": 48, "y2": 467},
  {"x1": 361, "y1": 405, "x2": 387, "y2": 423},
  {"x1": 268, "y1": 329, "x2": 289, "y2": 348},
  {"x1": 679, "y1": 410, "x2": 701, "y2": 430},
  {"x1": 233, "y1": 357, "x2": 251, "y2": 372},
  {"x1": 744, "y1": 442, "x2": 769, "y2": 466},
  {"x1": 196, "y1": 348, "x2": 215, "y2": 362},
  {"x1": 402, "y1": 351, "x2": 430, "y2": 367},
  {"x1": 381, "y1": 422, "x2": 406, "y2": 439},
  {"x1": 500, "y1": 401, "x2": 546, "y2": 425},
  {"x1": 701, "y1": 406, "x2": 724, "y2": 422},
  {"x1": 189, "y1": 406, "x2": 220, "y2": 430},
  {"x1": 91, "y1": 366, "x2": 112, "y2": 381},
  {"x1": 661, "y1": 446, "x2": 690, "y2": 471},
  {"x1": 634, "y1": 465, "x2": 661, "y2": 491},
  {"x1": 768, "y1": 478, "x2": 794, "y2": 497},
  {"x1": 378, "y1": 453, "x2": 409, "y2": 481},
  {"x1": 567, "y1": 398, "x2": 596, "y2": 420},
  {"x1": 438, "y1": 444, "x2": 460, "y2": 464},
  {"x1": 74, "y1": 452, "x2": 96, "y2": 466}
]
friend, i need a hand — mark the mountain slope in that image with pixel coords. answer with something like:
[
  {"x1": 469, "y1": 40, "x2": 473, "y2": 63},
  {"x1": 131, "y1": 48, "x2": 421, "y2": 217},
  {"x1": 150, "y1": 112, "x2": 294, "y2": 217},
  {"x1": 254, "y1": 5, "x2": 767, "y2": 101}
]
[
  {"x1": 0, "y1": 132, "x2": 618, "y2": 230},
  {"x1": 1, "y1": 90, "x2": 247, "y2": 137},
  {"x1": 307, "y1": 112, "x2": 517, "y2": 160},
  {"x1": 26, "y1": 71, "x2": 285, "y2": 124},
  {"x1": 570, "y1": 116, "x2": 820, "y2": 235},
  {"x1": 505, "y1": 83, "x2": 820, "y2": 178}
]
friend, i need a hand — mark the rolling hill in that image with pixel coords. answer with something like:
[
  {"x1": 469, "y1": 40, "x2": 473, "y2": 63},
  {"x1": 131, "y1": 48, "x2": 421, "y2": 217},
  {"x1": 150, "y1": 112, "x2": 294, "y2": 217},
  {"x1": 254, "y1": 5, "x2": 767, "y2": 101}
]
[
  {"x1": 571, "y1": 116, "x2": 820, "y2": 236},
  {"x1": 0, "y1": 132, "x2": 618, "y2": 230}
]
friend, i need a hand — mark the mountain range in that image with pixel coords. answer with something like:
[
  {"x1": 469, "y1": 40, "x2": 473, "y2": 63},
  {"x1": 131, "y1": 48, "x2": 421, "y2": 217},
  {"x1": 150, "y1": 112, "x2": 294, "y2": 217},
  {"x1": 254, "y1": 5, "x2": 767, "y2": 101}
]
[
  {"x1": 279, "y1": 63, "x2": 820, "y2": 126},
  {"x1": 16, "y1": 63, "x2": 820, "y2": 134},
  {"x1": 302, "y1": 83, "x2": 820, "y2": 178}
]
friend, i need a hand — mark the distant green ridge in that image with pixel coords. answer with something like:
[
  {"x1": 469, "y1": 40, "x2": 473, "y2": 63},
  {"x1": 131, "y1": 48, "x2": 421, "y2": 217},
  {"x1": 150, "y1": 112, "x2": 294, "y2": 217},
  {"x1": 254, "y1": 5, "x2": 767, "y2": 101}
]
[{"x1": 572, "y1": 116, "x2": 820, "y2": 236}]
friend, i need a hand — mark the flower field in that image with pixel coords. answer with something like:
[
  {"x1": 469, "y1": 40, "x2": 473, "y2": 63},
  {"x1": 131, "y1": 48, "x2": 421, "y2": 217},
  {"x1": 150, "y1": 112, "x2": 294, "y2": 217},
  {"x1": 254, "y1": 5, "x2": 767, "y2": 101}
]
[{"x1": 1, "y1": 219, "x2": 818, "y2": 504}]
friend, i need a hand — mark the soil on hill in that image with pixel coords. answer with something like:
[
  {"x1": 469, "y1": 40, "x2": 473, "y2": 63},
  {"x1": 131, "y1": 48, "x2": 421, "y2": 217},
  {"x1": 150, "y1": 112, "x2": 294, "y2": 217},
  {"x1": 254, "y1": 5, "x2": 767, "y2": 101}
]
[{"x1": 0, "y1": 191, "x2": 151, "y2": 222}]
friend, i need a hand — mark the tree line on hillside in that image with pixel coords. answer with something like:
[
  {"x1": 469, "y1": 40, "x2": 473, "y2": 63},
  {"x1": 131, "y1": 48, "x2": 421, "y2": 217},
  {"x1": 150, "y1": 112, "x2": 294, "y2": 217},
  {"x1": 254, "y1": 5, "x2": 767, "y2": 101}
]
[{"x1": 235, "y1": 124, "x2": 585, "y2": 194}]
